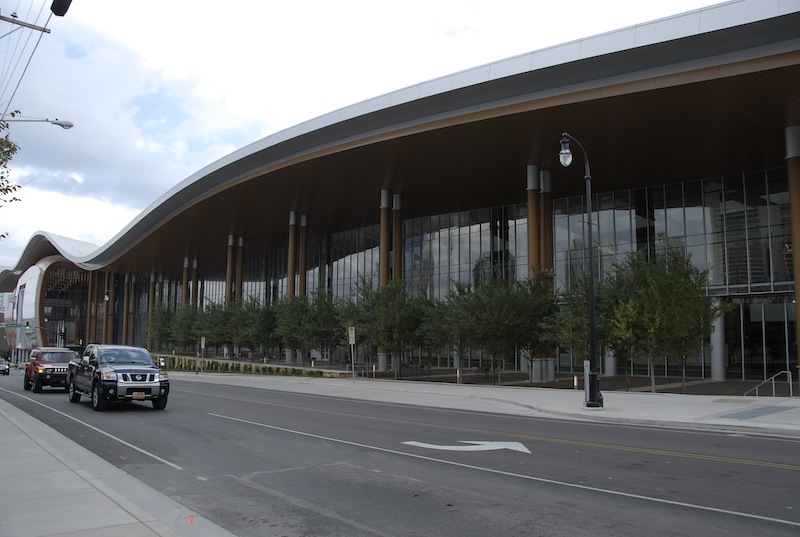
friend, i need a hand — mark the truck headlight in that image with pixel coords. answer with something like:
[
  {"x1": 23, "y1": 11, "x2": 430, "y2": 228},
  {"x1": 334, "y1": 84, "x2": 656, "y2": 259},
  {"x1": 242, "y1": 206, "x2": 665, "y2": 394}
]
[
  {"x1": 159, "y1": 371, "x2": 169, "y2": 382},
  {"x1": 100, "y1": 370, "x2": 117, "y2": 381}
]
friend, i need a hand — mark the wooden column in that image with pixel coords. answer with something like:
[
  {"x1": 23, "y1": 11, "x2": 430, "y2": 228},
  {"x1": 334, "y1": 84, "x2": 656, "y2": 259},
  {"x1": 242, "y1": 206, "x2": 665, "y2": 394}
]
[
  {"x1": 225, "y1": 235, "x2": 235, "y2": 305},
  {"x1": 785, "y1": 126, "x2": 800, "y2": 373},
  {"x1": 527, "y1": 165, "x2": 541, "y2": 278},
  {"x1": 541, "y1": 169, "x2": 554, "y2": 272},
  {"x1": 299, "y1": 215, "x2": 308, "y2": 296},
  {"x1": 393, "y1": 195, "x2": 403, "y2": 280},
  {"x1": 287, "y1": 212, "x2": 297, "y2": 298}
]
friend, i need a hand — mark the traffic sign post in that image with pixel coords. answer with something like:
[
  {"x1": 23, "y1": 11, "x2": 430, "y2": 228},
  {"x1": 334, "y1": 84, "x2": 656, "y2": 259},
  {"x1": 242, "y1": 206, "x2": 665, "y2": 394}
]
[{"x1": 348, "y1": 326, "x2": 356, "y2": 380}]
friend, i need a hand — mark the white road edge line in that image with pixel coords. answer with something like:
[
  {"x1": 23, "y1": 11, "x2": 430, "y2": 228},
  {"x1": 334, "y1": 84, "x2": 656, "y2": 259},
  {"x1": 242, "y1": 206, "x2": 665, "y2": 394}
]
[
  {"x1": 209, "y1": 411, "x2": 800, "y2": 529},
  {"x1": 1, "y1": 387, "x2": 183, "y2": 470}
]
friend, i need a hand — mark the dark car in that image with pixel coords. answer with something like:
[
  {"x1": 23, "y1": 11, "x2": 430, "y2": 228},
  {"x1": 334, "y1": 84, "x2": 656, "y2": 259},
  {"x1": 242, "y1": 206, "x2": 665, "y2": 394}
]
[
  {"x1": 24, "y1": 347, "x2": 76, "y2": 392},
  {"x1": 67, "y1": 344, "x2": 169, "y2": 411},
  {"x1": 1, "y1": 359, "x2": 9, "y2": 375}
]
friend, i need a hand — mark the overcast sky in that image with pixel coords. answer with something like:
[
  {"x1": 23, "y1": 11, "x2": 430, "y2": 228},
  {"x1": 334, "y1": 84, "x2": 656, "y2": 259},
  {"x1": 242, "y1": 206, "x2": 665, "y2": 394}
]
[{"x1": 0, "y1": 0, "x2": 721, "y2": 268}]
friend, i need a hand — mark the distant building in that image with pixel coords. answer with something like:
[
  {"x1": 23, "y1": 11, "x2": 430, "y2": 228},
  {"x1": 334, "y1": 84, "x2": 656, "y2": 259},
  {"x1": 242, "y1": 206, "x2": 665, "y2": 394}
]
[{"x1": 2, "y1": 1, "x2": 799, "y2": 380}]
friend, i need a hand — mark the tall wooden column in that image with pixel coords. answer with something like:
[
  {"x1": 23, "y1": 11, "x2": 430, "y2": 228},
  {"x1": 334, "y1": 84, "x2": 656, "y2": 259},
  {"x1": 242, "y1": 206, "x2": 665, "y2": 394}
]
[
  {"x1": 540, "y1": 170, "x2": 554, "y2": 272},
  {"x1": 225, "y1": 235, "x2": 235, "y2": 305},
  {"x1": 299, "y1": 215, "x2": 308, "y2": 296},
  {"x1": 378, "y1": 190, "x2": 392, "y2": 371},
  {"x1": 786, "y1": 126, "x2": 800, "y2": 374},
  {"x1": 527, "y1": 165, "x2": 541, "y2": 278},
  {"x1": 392, "y1": 195, "x2": 403, "y2": 281},
  {"x1": 287, "y1": 212, "x2": 297, "y2": 299}
]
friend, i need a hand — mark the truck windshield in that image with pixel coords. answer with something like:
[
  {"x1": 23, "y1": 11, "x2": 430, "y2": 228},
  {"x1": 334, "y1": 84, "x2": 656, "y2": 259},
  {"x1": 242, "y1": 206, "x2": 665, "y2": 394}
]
[
  {"x1": 99, "y1": 349, "x2": 155, "y2": 366},
  {"x1": 40, "y1": 352, "x2": 72, "y2": 362}
]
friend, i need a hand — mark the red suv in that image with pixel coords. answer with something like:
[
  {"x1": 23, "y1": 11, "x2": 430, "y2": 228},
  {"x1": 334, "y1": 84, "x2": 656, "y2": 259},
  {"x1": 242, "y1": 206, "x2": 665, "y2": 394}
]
[{"x1": 24, "y1": 347, "x2": 76, "y2": 392}]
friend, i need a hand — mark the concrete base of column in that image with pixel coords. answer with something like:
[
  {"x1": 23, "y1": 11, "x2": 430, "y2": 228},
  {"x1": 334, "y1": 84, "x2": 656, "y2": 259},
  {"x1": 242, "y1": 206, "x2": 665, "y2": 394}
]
[
  {"x1": 603, "y1": 351, "x2": 618, "y2": 377},
  {"x1": 711, "y1": 308, "x2": 726, "y2": 380},
  {"x1": 284, "y1": 349, "x2": 294, "y2": 364},
  {"x1": 378, "y1": 352, "x2": 389, "y2": 372}
]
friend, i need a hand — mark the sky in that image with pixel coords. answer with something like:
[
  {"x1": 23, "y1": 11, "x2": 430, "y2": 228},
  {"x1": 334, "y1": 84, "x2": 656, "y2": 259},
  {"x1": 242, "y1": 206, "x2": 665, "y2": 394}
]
[{"x1": 0, "y1": 0, "x2": 722, "y2": 268}]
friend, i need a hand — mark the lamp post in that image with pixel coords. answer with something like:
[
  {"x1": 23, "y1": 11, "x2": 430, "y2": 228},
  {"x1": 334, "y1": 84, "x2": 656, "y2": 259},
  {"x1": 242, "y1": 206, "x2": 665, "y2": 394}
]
[
  {"x1": 559, "y1": 132, "x2": 603, "y2": 408},
  {"x1": 4, "y1": 117, "x2": 73, "y2": 129}
]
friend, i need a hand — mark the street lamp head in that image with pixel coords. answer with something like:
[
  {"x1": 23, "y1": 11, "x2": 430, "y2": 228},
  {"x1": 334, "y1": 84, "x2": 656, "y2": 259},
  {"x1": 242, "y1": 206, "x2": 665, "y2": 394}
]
[
  {"x1": 3, "y1": 117, "x2": 74, "y2": 129},
  {"x1": 559, "y1": 133, "x2": 573, "y2": 168}
]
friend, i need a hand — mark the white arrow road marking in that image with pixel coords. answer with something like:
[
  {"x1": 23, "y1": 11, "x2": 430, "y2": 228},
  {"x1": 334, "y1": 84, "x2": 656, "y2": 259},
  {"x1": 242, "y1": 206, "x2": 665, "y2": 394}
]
[{"x1": 402, "y1": 441, "x2": 531, "y2": 454}]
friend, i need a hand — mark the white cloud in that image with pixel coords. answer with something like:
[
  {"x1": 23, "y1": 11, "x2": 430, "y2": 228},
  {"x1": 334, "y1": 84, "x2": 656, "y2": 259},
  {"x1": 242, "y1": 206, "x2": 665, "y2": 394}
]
[{"x1": 0, "y1": 0, "x2": 720, "y2": 268}]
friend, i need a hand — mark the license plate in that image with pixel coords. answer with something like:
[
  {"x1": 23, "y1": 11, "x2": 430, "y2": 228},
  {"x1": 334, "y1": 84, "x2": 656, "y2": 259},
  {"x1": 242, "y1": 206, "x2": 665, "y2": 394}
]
[{"x1": 132, "y1": 392, "x2": 145, "y2": 400}]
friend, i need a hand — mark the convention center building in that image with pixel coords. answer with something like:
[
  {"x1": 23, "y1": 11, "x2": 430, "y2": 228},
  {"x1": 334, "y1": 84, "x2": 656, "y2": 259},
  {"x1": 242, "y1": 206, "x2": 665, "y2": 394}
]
[{"x1": 3, "y1": 0, "x2": 800, "y2": 382}]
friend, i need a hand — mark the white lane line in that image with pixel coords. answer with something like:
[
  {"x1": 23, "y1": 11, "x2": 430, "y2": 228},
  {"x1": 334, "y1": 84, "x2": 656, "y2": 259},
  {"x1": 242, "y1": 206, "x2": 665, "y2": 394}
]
[
  {"x1": 1, "y1": 387, "x2": 183, "y2": 470},
  {"x1": 209, "y1": 412, "x2": 800, "y2": 529}
]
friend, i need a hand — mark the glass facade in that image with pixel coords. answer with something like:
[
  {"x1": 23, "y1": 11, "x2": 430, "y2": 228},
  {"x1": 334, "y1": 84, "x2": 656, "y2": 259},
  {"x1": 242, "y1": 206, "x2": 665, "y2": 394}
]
[{"x1": 140, "y1": 166, "x2": 794, "y2": 381}]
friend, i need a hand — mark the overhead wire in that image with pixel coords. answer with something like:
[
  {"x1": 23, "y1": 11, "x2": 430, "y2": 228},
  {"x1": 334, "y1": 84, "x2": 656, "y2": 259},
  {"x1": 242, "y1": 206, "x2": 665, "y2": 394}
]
[{"x1": 0, "y1": 0, "x2": 52, "y2": 119}]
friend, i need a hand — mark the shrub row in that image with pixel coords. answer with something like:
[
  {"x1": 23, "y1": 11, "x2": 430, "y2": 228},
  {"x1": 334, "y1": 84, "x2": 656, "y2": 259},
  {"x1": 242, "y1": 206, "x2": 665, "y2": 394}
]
[{"x1": 159, "y1": 355, "x2": 328, "y2": 377}]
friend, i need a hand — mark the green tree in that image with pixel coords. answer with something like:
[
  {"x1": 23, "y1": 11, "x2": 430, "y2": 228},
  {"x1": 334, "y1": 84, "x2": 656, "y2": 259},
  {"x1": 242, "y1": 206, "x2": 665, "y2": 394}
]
[
  {"x1": 368, "y1": 279, "x2": 419, "y2": 378},
  {"x1": 340, "y1": 276, "x2": 379, "y2": 365},
  {"x1": 409, "y1": 293, "x2": 449, "y2": 369},
  {"x1": 228, "y1": 299, "x2": 264, "y2": 356},
  {"x1": 468, "y1": 274, "x2": 529, "y2": 383},
  {"x1": 307, "y1": 290, "x2": 343, "y2": 361},
  {"x1": 552, "y1": 272, "x2": 614, "y2": 366},
  {"x1": 170, "y1": 304, "x2": 199, "y2": 352},
  {"x1": 147, "y1": 303, "x2": 174, "y2": 352},
  {"x1": 197, "y1": 302, "x2": 232, "y2": 356},
  {"x1": 0, "y1": 117, "x2": 21, "y2": 240},
  {"x1": 444, "y1": 281, "x2": 476, "y2": 381},
  {"x1": 607, "y1": 250, "x2": 723, "y2": 392},
  {"x1": 519, "y1": 270, "x2": 559, "y2": 385},
  {"x1": 275, "y1": 296, "x2": 313, "y2": 364}
]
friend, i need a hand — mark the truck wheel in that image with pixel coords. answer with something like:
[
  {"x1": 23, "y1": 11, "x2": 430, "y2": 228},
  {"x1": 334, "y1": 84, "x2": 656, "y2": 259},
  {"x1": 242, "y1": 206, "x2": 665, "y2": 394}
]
[
  {"x1": 91, "y1": 384, "x2": 107, "y2": 411},
  {"x1": 32, "y1": 377, "x2": 43, "y2": 393},
  {"x1": 23, "y1": 374, "x2": 32, "y2": 391},
  {"x1": 68, "y1": 377, "x2": 81, "y2": 403},
  {"x1": 152, "y1": 396, "x2": 168, "y2": 410}
]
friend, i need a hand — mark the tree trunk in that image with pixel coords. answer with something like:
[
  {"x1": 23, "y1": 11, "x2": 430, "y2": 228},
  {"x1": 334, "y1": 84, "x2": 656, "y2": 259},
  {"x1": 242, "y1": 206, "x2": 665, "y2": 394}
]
[
  {"x1": 649, "y1": 356, "x2": 656, "y2": 392},
  {"x1": 681, "y1": 356, "x2": 686, "y2": 394}
]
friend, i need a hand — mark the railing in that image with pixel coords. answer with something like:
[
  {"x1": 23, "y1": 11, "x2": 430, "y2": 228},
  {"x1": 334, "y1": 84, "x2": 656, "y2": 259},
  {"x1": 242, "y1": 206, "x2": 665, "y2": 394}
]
[{"x1": 744, "y1": 370, "x2": 794, "y2": 397}]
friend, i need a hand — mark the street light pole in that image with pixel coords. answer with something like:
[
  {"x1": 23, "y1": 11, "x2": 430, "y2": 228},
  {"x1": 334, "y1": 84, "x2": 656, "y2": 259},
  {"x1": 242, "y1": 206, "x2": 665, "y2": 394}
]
[
  {"x1": 4, "y1": 117, "x2": 73, "y2": 129},
  {"x1": 559, "y1": 132, "x2": 603, "y2": 408}
]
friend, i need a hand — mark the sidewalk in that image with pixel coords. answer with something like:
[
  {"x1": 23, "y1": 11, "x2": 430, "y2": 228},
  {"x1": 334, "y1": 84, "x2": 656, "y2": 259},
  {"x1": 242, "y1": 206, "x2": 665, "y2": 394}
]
[{"x1": 2, "y1": 372, "x2": 799, "y2": 537}]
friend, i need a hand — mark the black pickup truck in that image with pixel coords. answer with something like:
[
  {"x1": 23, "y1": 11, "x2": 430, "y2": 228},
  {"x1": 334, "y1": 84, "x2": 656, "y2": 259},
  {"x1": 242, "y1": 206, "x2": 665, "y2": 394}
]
[{"x1": 67, "y1": 344, "x2": 169, "y2": 411}]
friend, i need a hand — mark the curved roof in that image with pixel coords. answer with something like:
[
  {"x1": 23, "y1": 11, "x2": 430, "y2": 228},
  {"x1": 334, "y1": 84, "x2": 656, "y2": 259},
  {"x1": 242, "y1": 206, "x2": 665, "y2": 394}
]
[{"x1": 3, "y1": 0, "x2": 800, "y2": 291}]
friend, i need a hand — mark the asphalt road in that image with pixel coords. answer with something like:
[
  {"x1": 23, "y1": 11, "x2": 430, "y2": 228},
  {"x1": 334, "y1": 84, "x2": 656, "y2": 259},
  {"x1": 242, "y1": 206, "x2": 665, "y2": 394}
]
[{"x1": 2, "y1": 371, "x2": 799, "y2": 537}]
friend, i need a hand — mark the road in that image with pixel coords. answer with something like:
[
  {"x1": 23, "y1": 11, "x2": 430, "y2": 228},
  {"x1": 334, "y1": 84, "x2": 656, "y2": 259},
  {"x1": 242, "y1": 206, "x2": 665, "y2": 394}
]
[{"x1": 1, "y1": 370, "x2": 799, "y2": 536}]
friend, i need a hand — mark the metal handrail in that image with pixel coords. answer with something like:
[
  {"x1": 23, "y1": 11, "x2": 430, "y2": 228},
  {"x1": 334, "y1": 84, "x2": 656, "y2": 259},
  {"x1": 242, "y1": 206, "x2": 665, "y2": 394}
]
[{"x1": 744, "y1": 370, "x2": 793, "y2": 397}]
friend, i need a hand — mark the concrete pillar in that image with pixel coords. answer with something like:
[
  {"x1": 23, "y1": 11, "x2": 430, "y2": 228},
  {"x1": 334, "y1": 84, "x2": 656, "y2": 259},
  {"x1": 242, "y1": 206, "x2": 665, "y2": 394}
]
[
  {"x1": 182, "y1": 257, "x2": 190, "y2": 307},
  {"x1": 540, "y1": 169, "x2": 554, "y2": 271},
  {"x1": 785, "y1": 126, "x2": 800, "y2": 374},
  {"x1": 711, "y1": 298, "x2": 726, "y2": 380},
  {"x1": 527, "y1": 165, "x2": 541, "y2": 278}
]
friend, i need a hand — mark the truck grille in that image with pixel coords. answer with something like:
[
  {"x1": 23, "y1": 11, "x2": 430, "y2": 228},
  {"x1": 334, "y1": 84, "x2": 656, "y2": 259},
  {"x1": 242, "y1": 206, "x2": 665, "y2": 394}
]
[{"x1": 120, "y1": 373, "x2": 155, "y2": 382}]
